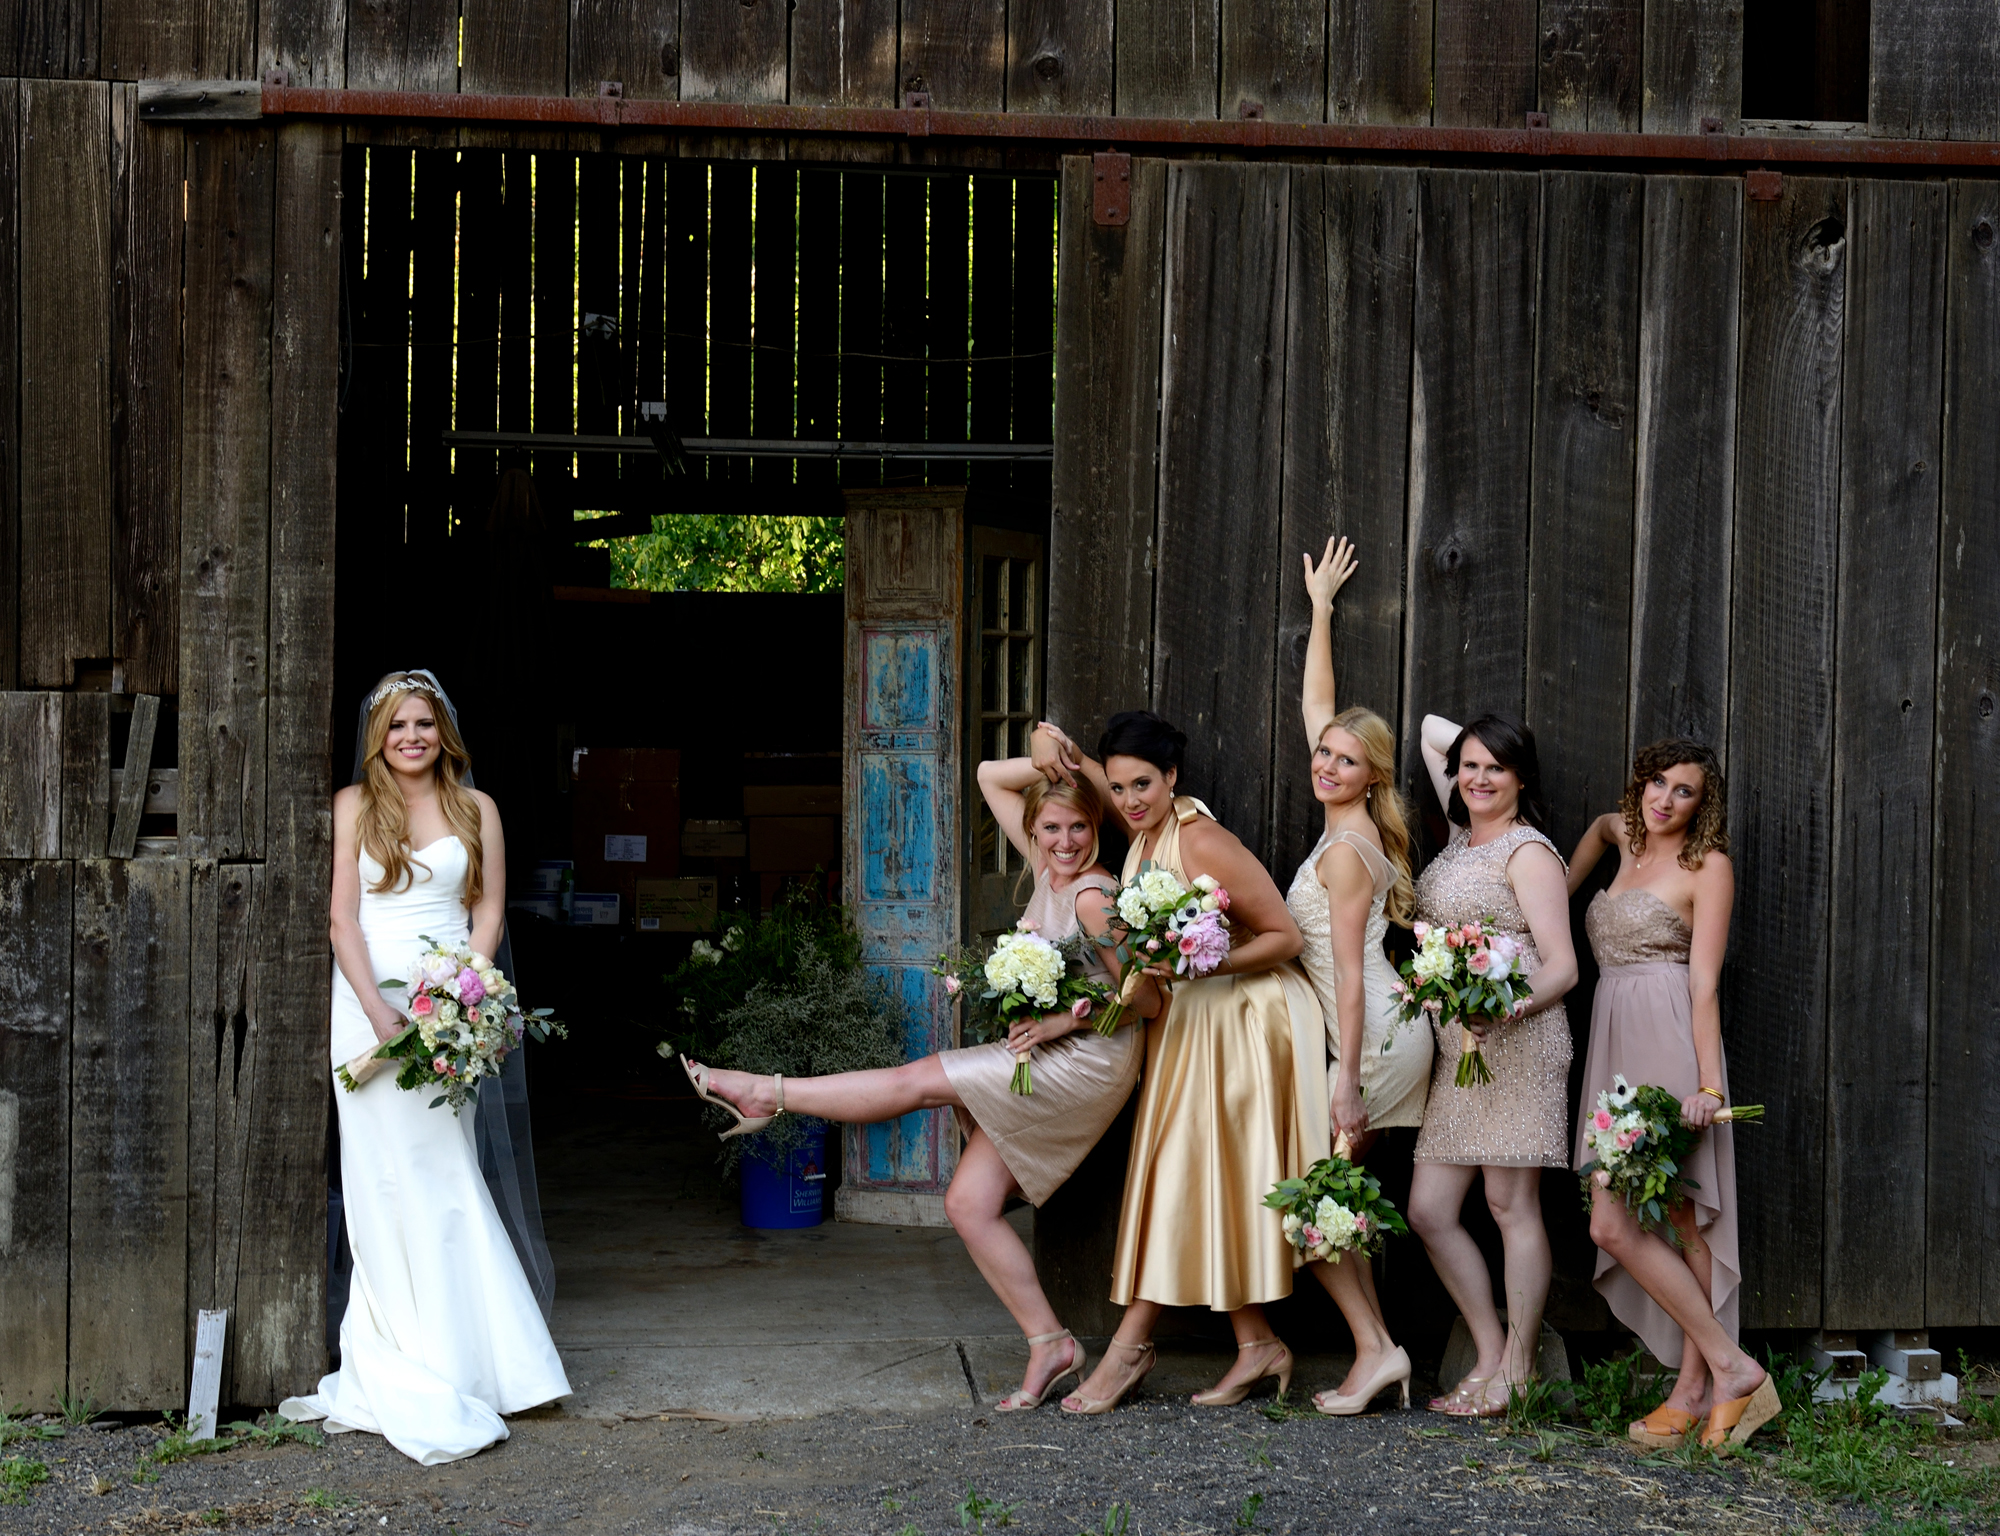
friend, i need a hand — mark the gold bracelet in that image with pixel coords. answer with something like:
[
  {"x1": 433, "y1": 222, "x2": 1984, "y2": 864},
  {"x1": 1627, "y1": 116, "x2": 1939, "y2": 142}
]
[{"x1": 1698, "y1": 1086, "x2": 1726, "y2": 1103}]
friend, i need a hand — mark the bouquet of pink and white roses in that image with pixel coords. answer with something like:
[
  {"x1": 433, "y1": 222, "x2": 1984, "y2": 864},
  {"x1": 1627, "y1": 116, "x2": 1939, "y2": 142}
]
[
  {"x1": 1579, "y1": 1074, "x2": 1761, "y2": 1234},
  {"x1": 338, "y1": 936, "x2": 565, "y2": 1113},
  {"x1": 935, "y1": 924, "x2": 1109, "y2": 1094},
  {"x1": 1391, "y1": 917, "x2": 1529, "y2": 1087},
  {"x1": 1085, "y1": 863, "x2": 1233, "y2": 1037},
  {"x1": 1264, "y1": 1134, "x2": 1409, "y2": 1264}
]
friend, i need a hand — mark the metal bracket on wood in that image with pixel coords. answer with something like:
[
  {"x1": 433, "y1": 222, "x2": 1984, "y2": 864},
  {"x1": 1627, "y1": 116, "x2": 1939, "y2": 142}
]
[
  {"x1": 1237, "y1": 99, "x2": 1266, "y2": 120},
  {"x1": 1701, "y1": 115, "x2": 1726, "y2": 134},
  {"x1": 1525, "y1": 110, "x2": 1550, "y2": 129},
  {"x1": 1746, "y1": 169, "x2": 1784, "y2": 200},
  {"x1": 904, "y1": 89, "x2": 932, "y2": 135},
  {"x1": 262, "y1": 66, "x2": 289, "y2": 88},
  {"x1": 1093, "y1": 151, "x2": 1132, "y2": 227},
  {"x1": 137, "y1": 78, "x2": 262, "y2": 122},
  {"x1": 597, "y1": 80, "x2": 624, "y2": 98}
]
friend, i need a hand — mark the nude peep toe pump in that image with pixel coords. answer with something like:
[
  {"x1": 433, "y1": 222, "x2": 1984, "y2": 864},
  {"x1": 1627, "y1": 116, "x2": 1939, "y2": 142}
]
[
  {"x1": 995, "y1": 1330, "x2": 1087, "y2": 1412},
  {"x1": 681, "y1": 1056, "x2": 785, "y2": 1140},
  {"x1": 1191, "y1": 1338, "x2": 1293, "y2": 1406}
]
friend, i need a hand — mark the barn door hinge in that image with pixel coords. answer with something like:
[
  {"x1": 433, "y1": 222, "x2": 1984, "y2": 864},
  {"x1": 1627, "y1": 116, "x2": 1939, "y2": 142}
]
[
  {"x1": 1747, "y1": 169, "x2": 1784, "y2": 201},
  {"x1": 1093, "y1": 151, "x2": 1132, "y2": 227}
]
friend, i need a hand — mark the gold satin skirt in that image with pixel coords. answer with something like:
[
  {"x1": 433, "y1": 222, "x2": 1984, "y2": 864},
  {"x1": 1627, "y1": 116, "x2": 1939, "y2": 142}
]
[{"x1": 1109, "y1": 962, "x2": 1330, "y2": 1311}]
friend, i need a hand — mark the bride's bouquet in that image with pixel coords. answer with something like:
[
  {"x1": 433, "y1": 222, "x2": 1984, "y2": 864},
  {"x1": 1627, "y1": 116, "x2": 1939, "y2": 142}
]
[
  {"x1": 1391, "y1": 918, "x2": 1528, "y2": 1087},
  {"x1": 1264, "y1": 1134, "x2": 1409, "y2": 1264},
  {"x1": 1086, "y1": 863, "x2": 1232, "y2": 1037},
  {"x1": 1579, "y1": 1074, "x2": 1762, "y2": 1233},
  {"x1": 935, "y1": 924, "x2": 1109, "y2": 1094},
  {"x1": 338, "y1": 937, "x2": 565, "y2": 1113}
]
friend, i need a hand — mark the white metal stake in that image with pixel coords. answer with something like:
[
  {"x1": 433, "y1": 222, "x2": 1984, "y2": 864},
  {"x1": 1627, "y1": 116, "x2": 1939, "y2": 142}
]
[{"x1": 188, "y1": 1310, "x2": 228, "y2": 1441}]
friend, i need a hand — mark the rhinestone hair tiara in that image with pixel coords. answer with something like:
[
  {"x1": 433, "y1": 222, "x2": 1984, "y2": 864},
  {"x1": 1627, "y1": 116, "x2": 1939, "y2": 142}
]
[{"x1": 367, "y1": 670, "x2": 451, "y2": 712}]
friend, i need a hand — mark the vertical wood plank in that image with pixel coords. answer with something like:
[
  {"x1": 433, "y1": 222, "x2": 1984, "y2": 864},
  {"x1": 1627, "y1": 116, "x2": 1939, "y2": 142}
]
[
  {"x1": 0, "y1": 859, "x2": 71, "y2": 1410},
  {"x1": 0, "y1": 79, "x2": 18, "y2": 692},
  {"x1": 1007, "y1": 0, "x2": 1114, "y2": 114},
  {"x1": 842, "y1": 171, "x2": 885, "y2": 486},
  {"x1": 681, "y1": 0, "x2": 790, "y2": 104},
  {"x1": 1329, "y1": 0, "x2": 1432, "y2": 124},
  {"x1": 1541, "y1": 0, "x2": 1643, "y2": 131},
  {"x1": 1434, "y1": 0, "x2": 1537, "y2": 127},
  {"x1": 792, "y1": 0, "x2": 899, "y2": 105},
  {"x1": 1630, "y1": 175, "x2": 1741, "y2": 751},
  {"x1": 1869, "y1": 0, "x2": 2000, "y2": 142},
  {"x1": 344, "y1": 0, "x2": 461, "y2": 91},
  {"x1": 1221, "y1": 0, "x2": 1326, "y2": 122},
  {"x1": 571, "y1": 0, "x2": 681, "y2": 97},
  {"x1": 181, "y1": 128, "x2": 275, "y2": 862},
  {"x1": 901, "y1": 0, "x2": 1009, "y2": 111},
  {"x1": 1823, "y1": 178, "x2": 1943, "y2": 1329},
  {"x1": 881, "y1": 174, "x2": 928, "y2": 452},
  {"x1": 112, "y1": 86, "x2": 185, "y2": 698},
  {"x1": 1009, "y1": 175, "x2": 1055, "y2": 504},
  {"x1": 1154, "y1": 162, "x2": 1290, "y2": 866},
  {"x1": 795, "y1": 169, "x2": 841, "y2": 496},
  {"x1": 7, "y1": 0, "x2": 101, "y2": 76},
  {"x1": 107, "y1": 692, "x2": 160, "y2": 860},
  {"x1": 1642, "y1": 0, "x2": 1742, "y2": 132},
  {"x1": 18, "y1": 79, "x2": 112, "y2": 689},
  {"x1": 259, "y1": 0, "x2": 347, "y2": 88},
  {"x1": 1930, "y1": 180, "x2": 2000, "y2": 1327},
  {"x1": 407, "y1": 149, "x2": 457, "y2": 549},
  {"x1": 461, "y1": 0, "x2": 570, "y2": 94},
  {"x1": 752, "y1": 165, "x2": 797, "y2": 491},
  {"x1": 924, "y1": 173, "x2": 970, "y2": 480},
  {"x1": 70, "y1": 857, "x2": 190, "y2": 1409},
  {"x1": 709, "y1": 162, "x2": 755, "y2": 493},
  {"x1": 1401, "y1": 170, "x2": 1539, "y2": 791},
  {"x1": 1272, "y1": 165, "x2": 1417, "y2": 867},
  {"x1": 1526, "y1": 170, "x2": 1643, "y2": 849},
  {"x1": 967, "y1": 174, "x2": 1012, "y2": 493},
  {"x1": 60, "y1": 692, "x2": 112, "y2": 861},
  {"x1": 1115, "y1": 0, "x2": 1219, "y2": 118},
  {"x1": 101, "y1": 0, "x2": 256, "y2": 79},
  {"x1": 0, "y1": 693, "x2": 63, "y2": 859},
  {"x1": 1047, "y1": 156, "x2": 1166, "y2": 767},
  {"x1": 1726, "y1": 175, "x2": 1846, "y2": 1332}
]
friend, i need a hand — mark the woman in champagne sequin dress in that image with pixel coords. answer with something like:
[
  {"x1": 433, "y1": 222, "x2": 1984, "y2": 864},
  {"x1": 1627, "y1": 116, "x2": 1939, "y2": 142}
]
[{"x1": 1405, "y1": 713, "x2": 1578, "y2": 1416}]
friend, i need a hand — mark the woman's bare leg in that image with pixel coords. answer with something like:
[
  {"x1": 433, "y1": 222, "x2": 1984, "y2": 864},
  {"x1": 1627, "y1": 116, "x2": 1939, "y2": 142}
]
[
  {"x1": 1195, "y1": 1304, "x2": 1291, "y2": 1398},
  {"x1": 697, "y1": 1056, "x2": 958, "y2": 1123},
  {"x1": 1307, "y1": 1257, "x2": 1397, "y2": 1397},
  {"x1": 1064, "y1": 1299, "x2": 1163, "y2": 1408},
  {"x1": 1408, "y1": 1162, "x2": 1508, "y2": 1397},
  {"x1": 1589, "y1": 1187, "x2": 1763, "y2": 1407},
  {"x1": 1483, "y1": 1166, "x2": 1551, "y2": 1395},
  {"x1": 943, "y1": 1129, "x2": 1078, "y2": 1399}
]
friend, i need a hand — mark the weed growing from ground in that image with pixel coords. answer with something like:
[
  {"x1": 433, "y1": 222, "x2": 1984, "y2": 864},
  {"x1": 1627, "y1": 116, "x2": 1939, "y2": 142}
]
[
  {"x1": 1504, "y1": 1377, "x2": 1562, "y2": 1432},
  {"x1": 1568, "y1": 1349, "x2": 1669, "y2": 1437},
  {"x1": 226, "y1": 1415, "x2": 325, "y2": 1450},
  {"x1": 0, "y1": 1455, "x2": 50, "y2": 1504},
  {"x1": 300, "y1": 1487, "x2": 355, "y2": 1510},
  {"x1": 1233, "y1": 1490, "x2": 1265, "y2": 1528},
  {"x1": 0, "y1": 1407, "x2": 62, "y2": 1450},
  {"x1": 56, "y1": 1387, "x2": 100, "y2": 1427},
  {"x1": 956, "y1": 1482, "x2": 1018, "y2": 1532},
  {"x1": 1076, "y1": 1503, "x2": 1129, "y2": 1536}
]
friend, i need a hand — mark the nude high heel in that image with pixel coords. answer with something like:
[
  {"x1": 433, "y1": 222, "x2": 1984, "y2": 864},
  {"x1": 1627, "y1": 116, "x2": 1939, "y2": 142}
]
[
  {"x1": 1060, "y1": 1339, "x2": 1156, "y2": 1416},
  {"x1": 682, "y1": 1056, "x2": 785, "y2": 1140},
  {"x1": 1313, "y1": 1346, "x2": 1412, "y2": 1416},
  {"x1": 995, "y1": 1330, "x2": 1087, "y2": 1412},
  {"x1": 1191, "y1": 1338, "x2": 1293, "y2": 1406}
]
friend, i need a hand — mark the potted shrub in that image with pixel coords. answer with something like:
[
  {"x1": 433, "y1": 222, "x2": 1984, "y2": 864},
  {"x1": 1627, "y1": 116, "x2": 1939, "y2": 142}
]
[{"x1": 661, "y1": 884, "x2": 906, "y2": 1228}]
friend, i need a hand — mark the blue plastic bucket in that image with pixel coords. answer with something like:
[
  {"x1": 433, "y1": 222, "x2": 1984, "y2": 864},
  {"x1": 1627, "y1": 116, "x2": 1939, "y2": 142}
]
[{"x1": 739, "y1": 1122, "x2": 828, "y2": 1229}]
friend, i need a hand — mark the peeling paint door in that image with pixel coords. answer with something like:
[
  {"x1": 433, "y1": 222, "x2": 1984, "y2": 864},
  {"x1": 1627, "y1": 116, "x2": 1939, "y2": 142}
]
[{"x1": 838, "y1": 491, "x2": 964, "y2": 1223}]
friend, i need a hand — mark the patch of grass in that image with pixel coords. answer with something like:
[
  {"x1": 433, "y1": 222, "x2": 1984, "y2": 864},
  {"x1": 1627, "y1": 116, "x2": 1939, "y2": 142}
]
[
  {"x1": 300, "y1": 1488, "x2": 354, "y2": 1510},
  {"x1": 1233, "y1": 1490, "x2": 1265, "y2": 1528},
  {"x1": 0, "y1": 1406, "x2": 63, "y2": 1449},
  {"x1": 57, "y1": 1386, "x2": 102, "y2": 1427},
  {"x1": 1568, "y1": 1349, "x2": 1670, "y2": 1437},
  {"x1": 1245, "y1": 1435, "x2": 1273, "y2": 1468},
  {"x1": 1503, "y1": 1377, "x2": 1562, "y2": 1432},
  {"x1": 0, "y1": 1455, "x2": 50, "y2": 1504},
  {"x1": 956, "y1": 1482, "x2": 1018, "y2": 1533},
  {"x1": 224, "y1": 1414, "x2": 325, "y2": 1450},
  {"x1": 1076, "y1": 1503, "x2": 1130, "y2": 1536}
]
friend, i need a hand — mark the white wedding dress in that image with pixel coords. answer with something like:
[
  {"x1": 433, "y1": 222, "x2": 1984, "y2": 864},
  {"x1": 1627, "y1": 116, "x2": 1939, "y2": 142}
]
[{"x1": 280, "y1": 836, "x2": 570, "y2": 1463}]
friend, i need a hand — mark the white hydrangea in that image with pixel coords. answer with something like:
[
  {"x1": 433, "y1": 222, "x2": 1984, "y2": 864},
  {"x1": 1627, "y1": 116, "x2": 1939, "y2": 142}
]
[
  {"x1": 1137, "y1": 868, "x2": 1188, "y2": 914},
  {"x1": 985, "y1": 931, "x2": 1065, "y2": 1009},
  {"x1": 1408, "y1": 932, "x2": 1454, "y2": 983}
]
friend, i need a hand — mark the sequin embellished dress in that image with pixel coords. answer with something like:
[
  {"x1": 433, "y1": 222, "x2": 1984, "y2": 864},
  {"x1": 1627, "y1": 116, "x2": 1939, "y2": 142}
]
[
  {"x1": 1410, "y1": 824, "x2": 1573, "y2": 1168},
  {"x1": 1572, "y1": 889, "x2": 1740, "y2": 1365},
  {"x1": 1285, "y1": 829, "x2": 1432, "y2": 1129},
  {"x1": 1109, "y1": 798, "x2": 1330, "y2": 1310},
  {"x1": 938, "y1": 865, "x2": 1142, "y2": 1207}
]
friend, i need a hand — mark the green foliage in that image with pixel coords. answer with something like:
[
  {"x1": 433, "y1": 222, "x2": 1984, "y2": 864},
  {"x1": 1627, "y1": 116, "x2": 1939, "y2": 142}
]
[
  {"x1": 301, "y1": 1487, "x2": 356, "y2": 1510},
  {"x1": 662, "y1": 883, "x2": 865, "y2": 1060},
  {"x1": 1569, "y1": 1350, "x2": 1670, "y2": 1438},
  {"x1": 1233, "y1": 1491, "x2": 1265, "y2": 1528},
  {"x1": 1502, "y1": 1377, "x2": 1563, "y2": 1433},
  {"x1": 225, "y1": 1413, "x2": 326, "y2": 1450},
  {"x1": 0, "y1": 1407, "x2": 62, "y2": 1449},
  {"x1": 57, "y1": 1386, "x2": 101, "y2": 1427},
  {"x1": 0, "y1": 1456, "x2": 49, "y2": 1504},
  {"x1": 605, "y1": 513, "x2": 844, "y2": 594},
  {"x1": 1077, "y1": 1504, "x2": 1130, "y2": 1536},
  {"x1": 1262, "y1": 1150, "x2": 1410, "y2": 1263},
  {"x1": 956, "y1": 1482, "x2": 1018, "y2": 1532}
]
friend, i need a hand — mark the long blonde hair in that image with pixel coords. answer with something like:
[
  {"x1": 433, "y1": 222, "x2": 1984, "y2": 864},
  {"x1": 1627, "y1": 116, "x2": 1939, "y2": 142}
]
[
  {"x1": 1014, "y1": 776, "x2": 1107, "y2": 902},
  {"x1": 355, "y1": 674, "x2": 486, "y2": 909},
  {"x1": 1321, "y1": 707, "x2": 1416, "y2": 926}
]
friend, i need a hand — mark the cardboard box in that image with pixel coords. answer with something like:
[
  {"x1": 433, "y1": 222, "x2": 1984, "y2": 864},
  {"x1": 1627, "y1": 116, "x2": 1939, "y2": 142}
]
[
  {"x1": 508, "y1": 893, "x2": 561, "y2": 923},
  {"x1": 571, "y1": 891, "x2": 621, "y2": 926},
  {"x1": 573, "y1": 748, "x2": 680, "y2": 912},
  {"x1": 744, "y1": 784, "x2": 842, "y2": 816},
  {"x1": 527, "y1": 860, "x2": 573, "y2": 894},
  {"x1": 748, "y1": 815, "x2": 841, "y2": 872},
  {"x1": 635, "y1": 877, "x2": 719, "y2": 932},
  {"x1": 682, "y1": 820, "x2": 748, "y2": 858}
]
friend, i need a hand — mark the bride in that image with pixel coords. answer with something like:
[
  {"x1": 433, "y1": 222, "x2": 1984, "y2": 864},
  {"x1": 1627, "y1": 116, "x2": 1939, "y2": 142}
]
[{"x1": 281, "y1": 671, "x2": 570, "y2": 1463}]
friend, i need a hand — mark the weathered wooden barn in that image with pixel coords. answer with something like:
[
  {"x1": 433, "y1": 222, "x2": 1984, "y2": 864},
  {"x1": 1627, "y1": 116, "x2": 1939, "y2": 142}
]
[{"x1": 1, "y1": 0, "x2": 1996, "y2": 1410}]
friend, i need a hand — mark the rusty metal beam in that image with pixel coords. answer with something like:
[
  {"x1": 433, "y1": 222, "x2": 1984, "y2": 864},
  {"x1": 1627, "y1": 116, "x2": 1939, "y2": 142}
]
[{"x1": 227, "y1": 82, "x2": 2000, "y2": 169}]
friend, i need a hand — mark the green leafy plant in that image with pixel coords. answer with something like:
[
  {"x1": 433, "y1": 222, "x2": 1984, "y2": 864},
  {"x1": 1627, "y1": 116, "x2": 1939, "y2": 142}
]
[
  {"x1": 956, "y1": 1481, "x2": 1019, "y2": 1532},
  {"x1": 1569, "y1": 1349, "x2": 1670, "y2": 1437},
  {"x1": 0, "y1": 1407, "x2": 62, "y2": 1450},
  {"x1": 662, "y1": 884, "x2": 865, "y2": 1059},
  {"x1": 1, "y1": 1456, "x2": 50, "y2": 1504},
  {"x1": 226, "y1": 1414, "x2": 326, "y2": 1449},
  {"x1": 1233, "y1": 1491, "x2": 1265, "y2": 1528},
  {"x1": 57, "y1": 1386, "x2": 101, "y2": 1428},
  {"x1": 301, "y1": 1488, "x2": 355, "y2": 1510},
  {"x1": 1077, "y1": 1504, "x2": 1130, "y2": 1536},
  {"x1": 606, "y1": 513, "x2": 843, "y2": 595},
  {"x1": 1503, "y1": 1376, "x2": 1562, "y2": 1432}
]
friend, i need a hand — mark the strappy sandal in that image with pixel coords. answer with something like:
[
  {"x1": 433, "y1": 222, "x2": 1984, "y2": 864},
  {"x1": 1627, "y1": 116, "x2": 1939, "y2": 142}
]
[
  {"x1": 1192, "y1": 1338, "x2": 1294, "y2": 1406},
  {"x1": 1429, "y1": 1374, "x2": 1505, "y2": 1418},
  {"x1": 1060, "y1": 1338, "x2": 1156, "y2": 1416},
  {"x1": 682, "y1": 1056, "x2": 784, "y2": 1141},
  {"x1": 995, "y1": 1330, "x2": 1086, "y2": 1412},
  {"x1": 1629, "y1": 1403, "x2": 1701, "y2": 1448},
  {"x1": 1699, "y1": 1375, "x2": 1781, "y2": 1450}
]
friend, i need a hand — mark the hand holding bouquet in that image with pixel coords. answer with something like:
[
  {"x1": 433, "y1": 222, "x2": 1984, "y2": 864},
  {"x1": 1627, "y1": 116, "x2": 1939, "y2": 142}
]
[
  {"x1": 1264, "y1": 1133, "x2": 1409, "y2": 1264},
  {"x1": 935, "y1": 924, "x2": 1109, "y2": 1094},
  {"x1": 1391, "y1": 918, "x2": 1528, "y2": 1087},
  {"x1": 1088, "y1": 863, "x2": 1233, "y2": 1036},
  {"x1": 339, "y1": 936, "x2": 565, "y2": 1113},
  {"x1": 1579, "y1": 1074, "x2": 1762, "y2": 1233}
]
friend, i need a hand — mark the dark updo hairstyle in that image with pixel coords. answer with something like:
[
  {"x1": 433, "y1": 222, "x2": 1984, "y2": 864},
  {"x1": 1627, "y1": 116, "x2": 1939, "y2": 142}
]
[
  {"x1": 1445, "y1": 712, "x2": 1549, "y2": 832},
  {"x1": 1097, "y1": 710, "x2": 1188, "y2": 777},
  {"x1": 1620, "y1": 737, "x2": 1728, "y2": 868}
]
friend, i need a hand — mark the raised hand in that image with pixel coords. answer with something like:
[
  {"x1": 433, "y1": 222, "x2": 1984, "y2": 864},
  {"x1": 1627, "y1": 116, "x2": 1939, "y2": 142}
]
[
  {"x1": 1303, "y1": 536, "x2": 1360, "y2": 610},
  {"x1": 1031, "y1": 723, "x2": 1080, "y2": 786}
]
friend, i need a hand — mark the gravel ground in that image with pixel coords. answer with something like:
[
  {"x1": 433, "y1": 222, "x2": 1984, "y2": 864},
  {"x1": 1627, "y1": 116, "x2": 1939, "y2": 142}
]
[{"x1": 0, "y1": 1389, "x2": 1875, "y2": 1536}]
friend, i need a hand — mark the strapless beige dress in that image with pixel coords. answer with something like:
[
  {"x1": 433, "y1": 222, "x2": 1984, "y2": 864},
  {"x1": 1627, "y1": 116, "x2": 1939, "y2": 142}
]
[
  {"x1": 938, "y1": 865, "x2": 1142, "y2": 1207},
  {"x1": 1410, "y1": 824, "x2": 1574, "y2": 1168},
  {"x1": 1572, "y1": 888, "x2": 1741, "y2": 1365},
  {"x1": 1109, "y1": 797, "x2": 1329, "y2": 1311}
]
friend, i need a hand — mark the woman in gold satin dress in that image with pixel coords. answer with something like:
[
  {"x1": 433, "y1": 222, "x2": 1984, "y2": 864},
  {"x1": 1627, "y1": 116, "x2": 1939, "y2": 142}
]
[
  {"x1": 1033, "y1": 711, "x2": 1329, "y2": 1414},
  {"x1": 688, "y1": 762, "x2": 1159, "y2": 1412}
]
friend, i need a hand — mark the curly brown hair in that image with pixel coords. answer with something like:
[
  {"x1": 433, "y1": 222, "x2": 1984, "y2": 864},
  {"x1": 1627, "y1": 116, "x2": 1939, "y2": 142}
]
[{"x1": 1620, "y1": 737, "x2": 1728, "y2": 869}]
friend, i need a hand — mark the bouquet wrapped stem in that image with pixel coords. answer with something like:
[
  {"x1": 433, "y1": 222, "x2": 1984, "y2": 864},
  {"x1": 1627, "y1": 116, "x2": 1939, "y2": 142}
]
[
  {"x1": 1454, "y1": 1021, "x2": 1492, "y2": 1088},
  {"x1": 1393, "y1": 919, "x2": 1526, "y2": 1088}
]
